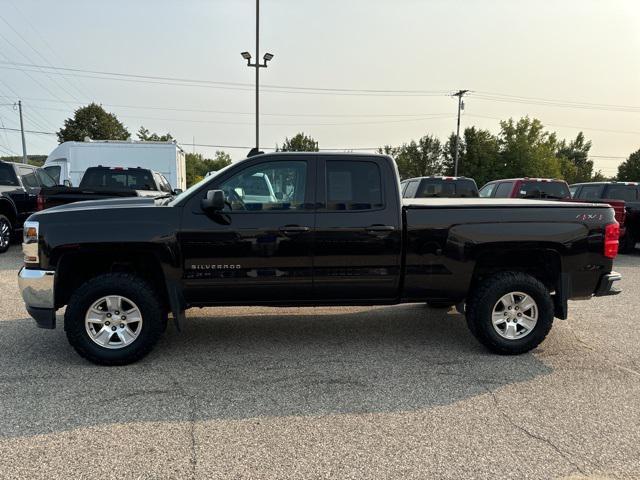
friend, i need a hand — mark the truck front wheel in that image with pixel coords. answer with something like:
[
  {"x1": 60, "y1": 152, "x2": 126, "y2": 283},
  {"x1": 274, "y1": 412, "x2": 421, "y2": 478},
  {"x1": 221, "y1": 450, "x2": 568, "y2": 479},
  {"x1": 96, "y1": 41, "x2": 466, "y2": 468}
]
[
  {"x1": 465, "y1": 272, "x2": 554, "y2": 355},
  {"x1": 65, "y1": 273, "x2": 167, "y2": 365}
]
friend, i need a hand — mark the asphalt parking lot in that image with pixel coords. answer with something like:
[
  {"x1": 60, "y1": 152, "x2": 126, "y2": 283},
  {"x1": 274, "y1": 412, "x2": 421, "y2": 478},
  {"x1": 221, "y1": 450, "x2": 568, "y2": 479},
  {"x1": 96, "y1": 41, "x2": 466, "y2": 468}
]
[{"x1": 0, "y1": 245, "x2": 639, "y2": 480}]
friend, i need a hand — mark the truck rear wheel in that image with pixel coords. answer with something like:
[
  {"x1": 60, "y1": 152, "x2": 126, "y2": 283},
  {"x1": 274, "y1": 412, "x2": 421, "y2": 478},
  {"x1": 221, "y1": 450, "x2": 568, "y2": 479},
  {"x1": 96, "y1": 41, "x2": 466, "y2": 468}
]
[
  {"x1": 465, "y1": 272, "x2": 554, "y2": 355},
  {"x1": 0, "y1": 215, "x2": 12, "y2": 253},
  {"x1": 65, "y1": 273, "x2": 167, "y2": 365}
]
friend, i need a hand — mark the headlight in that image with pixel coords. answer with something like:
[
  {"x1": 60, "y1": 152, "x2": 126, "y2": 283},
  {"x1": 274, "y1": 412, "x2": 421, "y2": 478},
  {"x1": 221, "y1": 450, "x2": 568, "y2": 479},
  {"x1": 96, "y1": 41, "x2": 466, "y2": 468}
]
[{"x1": 22, "y1": 220, "x2": 39, "y2": 264}]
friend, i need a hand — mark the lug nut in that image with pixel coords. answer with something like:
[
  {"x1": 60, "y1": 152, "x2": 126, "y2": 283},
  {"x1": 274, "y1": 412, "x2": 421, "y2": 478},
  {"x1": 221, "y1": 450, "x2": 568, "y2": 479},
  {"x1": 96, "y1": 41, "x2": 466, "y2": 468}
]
[
  {"x1": 121, "y1": 316, "x2": 126, "y2": 320},
  {"x1": 120, "y1": 323, "x2": 125, "y2": 328},
  {"x1": 115, "y1": 311, "x2": 120, "y2": 315},
  {"x1": 517, "y1": 313, "x2": 522, "y2": 317},
  {"x1": 508, "y1": 306, "x2": 512, "y2": 310},
  {"x1": 111, "y1": 326, "x2": 117, "y2": 331},
  {"x1": 105, "y1": 321, "x2": 110, "y2": 326},
  {"x1": 106, "y1": 313, "x2": 112, "y2": 318}
]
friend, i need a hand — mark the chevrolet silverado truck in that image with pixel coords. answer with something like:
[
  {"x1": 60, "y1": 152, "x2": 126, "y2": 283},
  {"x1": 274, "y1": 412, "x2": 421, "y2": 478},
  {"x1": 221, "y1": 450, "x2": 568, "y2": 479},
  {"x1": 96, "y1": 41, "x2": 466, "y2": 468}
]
[
  {"x1": 36, "y1": 166, "x2": 177, "y2": 211},
  {"x1": 18, "y1": 153, "x2": 621, "y2": 365}
]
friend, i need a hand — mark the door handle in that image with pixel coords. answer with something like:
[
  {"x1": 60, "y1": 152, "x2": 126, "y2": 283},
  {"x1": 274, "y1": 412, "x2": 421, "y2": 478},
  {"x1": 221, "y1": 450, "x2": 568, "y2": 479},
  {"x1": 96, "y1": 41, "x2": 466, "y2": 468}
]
[
  {"x1": 279, "y1": 225, "x2": 310, "y2": 234},
  {"x1": 365, "y1": 225, "x2": 395, "y2": 233}
]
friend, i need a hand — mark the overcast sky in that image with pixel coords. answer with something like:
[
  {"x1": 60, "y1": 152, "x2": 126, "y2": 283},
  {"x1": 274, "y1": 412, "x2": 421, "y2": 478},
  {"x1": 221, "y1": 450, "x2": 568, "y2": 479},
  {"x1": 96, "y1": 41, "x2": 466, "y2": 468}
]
[{"x1": 0, "y1": 0, "x2": 638, "y2": 176}]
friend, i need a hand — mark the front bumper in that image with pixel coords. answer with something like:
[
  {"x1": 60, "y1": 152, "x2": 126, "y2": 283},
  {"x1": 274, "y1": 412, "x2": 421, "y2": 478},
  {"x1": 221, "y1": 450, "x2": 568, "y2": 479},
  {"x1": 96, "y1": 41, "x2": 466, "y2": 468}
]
[
  {"x1": 594, "y1": 271, "x2": 622, "y2": 297},
  {"x1": 17, "y1": 267, "x2": 56, "y2": 329}
]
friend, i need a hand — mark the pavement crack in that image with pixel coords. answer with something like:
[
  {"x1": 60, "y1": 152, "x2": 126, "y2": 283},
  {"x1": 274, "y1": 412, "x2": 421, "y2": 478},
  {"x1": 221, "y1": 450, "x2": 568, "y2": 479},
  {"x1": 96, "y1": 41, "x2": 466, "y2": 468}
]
[{"x1": 483, "y1": 385, "x2": 588, "y2": 476}]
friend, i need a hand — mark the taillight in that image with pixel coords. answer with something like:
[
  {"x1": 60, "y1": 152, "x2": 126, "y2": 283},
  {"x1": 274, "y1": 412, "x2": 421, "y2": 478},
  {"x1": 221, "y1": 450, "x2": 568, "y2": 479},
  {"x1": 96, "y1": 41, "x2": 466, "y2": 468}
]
[
  {"x1": 36, "y1": 193, "x2": 45, "y2": 211},
  {"x1": 604, "y1": 222, "x2": 620, "y2": 259}
]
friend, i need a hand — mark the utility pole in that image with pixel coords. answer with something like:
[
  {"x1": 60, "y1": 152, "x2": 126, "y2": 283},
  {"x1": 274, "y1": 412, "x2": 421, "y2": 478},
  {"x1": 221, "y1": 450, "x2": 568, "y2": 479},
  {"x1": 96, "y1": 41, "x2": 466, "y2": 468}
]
[
  {"x1": 452, "y1": 90, "x2": 469, "y2": 176},
  {"x1": 241, "y1": 0, "x2": 274, "y2": 154},
  {"x1": 17, "y1": 100, "x2": 27, "y2": 163}
]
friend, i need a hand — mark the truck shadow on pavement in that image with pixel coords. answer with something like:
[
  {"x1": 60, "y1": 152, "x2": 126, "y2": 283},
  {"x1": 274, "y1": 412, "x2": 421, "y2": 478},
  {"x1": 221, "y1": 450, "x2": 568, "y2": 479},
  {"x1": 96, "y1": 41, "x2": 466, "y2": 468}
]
[{"x1": 0, "y1": 304, "x2": 552, "y2": 438}]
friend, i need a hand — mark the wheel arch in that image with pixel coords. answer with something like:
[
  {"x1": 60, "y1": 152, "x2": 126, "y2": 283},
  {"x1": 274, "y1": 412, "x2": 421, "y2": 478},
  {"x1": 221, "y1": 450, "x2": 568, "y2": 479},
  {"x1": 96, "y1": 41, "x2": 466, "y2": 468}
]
[{"x1": 0, "y1": 197, "x2": 17, "y2": 227}]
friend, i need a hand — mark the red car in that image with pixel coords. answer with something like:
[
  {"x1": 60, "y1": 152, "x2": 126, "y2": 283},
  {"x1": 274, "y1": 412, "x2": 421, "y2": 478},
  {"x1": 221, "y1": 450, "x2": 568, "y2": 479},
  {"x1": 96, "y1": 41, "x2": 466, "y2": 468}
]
[{"x1": 479, "y1": 178, "x2": 572, "y2": 200}]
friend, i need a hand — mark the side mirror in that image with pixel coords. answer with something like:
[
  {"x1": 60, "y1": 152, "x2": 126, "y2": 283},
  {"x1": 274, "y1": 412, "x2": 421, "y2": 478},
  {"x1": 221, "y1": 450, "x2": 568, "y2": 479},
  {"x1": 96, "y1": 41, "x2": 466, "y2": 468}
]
[
  {"x1": 173, "y1": 188, "x2": 183, "y2": 195},
  {"x1": 201, "y1": 190, "x2": 225, "y2": 212},
  {"x1": 275, "y1": 191, "x2": 283, "y2": 200},
  {"x1": 63, "y1": 179, "x2": 72, "y2": 187}
]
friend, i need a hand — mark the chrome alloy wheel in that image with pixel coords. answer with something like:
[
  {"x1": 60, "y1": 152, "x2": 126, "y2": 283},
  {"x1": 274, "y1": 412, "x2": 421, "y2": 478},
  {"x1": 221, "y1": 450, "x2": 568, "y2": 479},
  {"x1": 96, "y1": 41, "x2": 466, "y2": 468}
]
[
  {"x1": 491, "y1": 291, "x2": 538, "y2": 340},
  {"x1": 85, "y1": 295, "x2": 143, "y2": 349},
  {"x1": 0, "y1": 218, "x2": 10, "y2": 249}
]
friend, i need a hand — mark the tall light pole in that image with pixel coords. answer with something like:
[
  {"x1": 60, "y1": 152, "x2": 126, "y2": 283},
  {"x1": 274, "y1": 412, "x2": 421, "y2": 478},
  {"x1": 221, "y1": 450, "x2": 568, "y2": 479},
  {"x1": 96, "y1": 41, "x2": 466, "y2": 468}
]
[
  {"x1": 16, "y1": 100, "x2": 27, "y2": 163},
  {"x1": 241, "y1": 0, "x2": 274, "y2": 153},
  {"x1": 452, "y1": 89, "x2": 468, "y2": 176}
]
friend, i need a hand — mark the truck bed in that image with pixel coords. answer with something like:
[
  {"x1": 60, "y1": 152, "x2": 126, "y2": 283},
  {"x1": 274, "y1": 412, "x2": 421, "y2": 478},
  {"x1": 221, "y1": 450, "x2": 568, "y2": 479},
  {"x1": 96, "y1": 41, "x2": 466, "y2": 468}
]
[{"x1": 403, "y1": 198, "x2": 611, "y2": 208}]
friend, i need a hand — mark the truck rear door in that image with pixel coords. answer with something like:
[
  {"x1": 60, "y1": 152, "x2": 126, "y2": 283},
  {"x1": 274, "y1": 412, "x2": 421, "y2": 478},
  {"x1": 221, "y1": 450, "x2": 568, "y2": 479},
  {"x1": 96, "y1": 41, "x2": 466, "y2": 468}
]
[{"x1": 313, "y1": 156, "x2": 402, "y2": 301}]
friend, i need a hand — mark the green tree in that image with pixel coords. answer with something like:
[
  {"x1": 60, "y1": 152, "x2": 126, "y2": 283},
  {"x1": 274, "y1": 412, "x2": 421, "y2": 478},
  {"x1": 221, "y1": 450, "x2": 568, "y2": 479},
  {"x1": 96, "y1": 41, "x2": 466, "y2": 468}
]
[
  {"x1": 57, "y1": 103, "x2": 129, "y2": 143},
  {"x1": 498, "y1": 117, "x2": 562, "y2": 179},
  {"x1": 393, "y1": 135, "x2": 444, "y2": 180},
  {"x1": 0, "y1": 155, "x2": 47, "y2": 166},
  {"x1": 556, "y1": 132, "x2": 593, "y2": 183},
  {"x1": 137, "y1": 126, "x2": 173, "y2": 142},
  {"x1": 277, "y1": 132, "x2": 319, "y2": 152},
  {"x1": 443, "y1": 127, "x2": 502, "y2": 186},
  {"x1": 185, "y1": 151, "x2": 232, "y2": 186},
  {"x1": 617, "y1": 148, "x2": 640, "y2": 181}
]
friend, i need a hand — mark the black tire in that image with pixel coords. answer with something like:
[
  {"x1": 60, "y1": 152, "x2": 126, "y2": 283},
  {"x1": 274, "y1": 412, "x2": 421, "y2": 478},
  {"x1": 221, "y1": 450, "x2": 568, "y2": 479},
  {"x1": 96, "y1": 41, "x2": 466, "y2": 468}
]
[
  {"x1": 619, "y1": 233, "x2": 636, "y2": 254},
  {"x1": 65, "y1": 273, "x2": 167, "y2": 365},
  {"x1": 426, "y1": 301, "x2": 455, "y2": 309},
  {"x1": 0, "y1": 214, "x2": 12, "y2": 254},
  {"x1": 465, "y1": 272, "x2": 554, "y2": 355}
]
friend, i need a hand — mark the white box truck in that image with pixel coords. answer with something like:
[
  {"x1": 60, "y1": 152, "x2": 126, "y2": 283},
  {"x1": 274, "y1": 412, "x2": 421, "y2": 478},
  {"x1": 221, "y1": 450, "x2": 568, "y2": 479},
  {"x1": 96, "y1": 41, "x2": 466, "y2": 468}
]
[{"x1": 43, "y1": 139, "x2": 187, "y2": 190}]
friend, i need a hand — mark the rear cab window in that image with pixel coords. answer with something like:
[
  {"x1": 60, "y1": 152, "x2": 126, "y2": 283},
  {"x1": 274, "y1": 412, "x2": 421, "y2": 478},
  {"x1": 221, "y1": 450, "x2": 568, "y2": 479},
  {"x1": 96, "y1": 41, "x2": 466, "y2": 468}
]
[
  {"x1": 43, "y1": 165, "x2": 61, "y2": 184},
  {"x1": 479, "y1": 183, "x2": 496, "y2": 198},
  {"x1": 80, "y1": 168, "x2": 158, "y2": 191},
  {"x1": 18, "y1": 166, "x2": 39, "y2": 188},
  {"x1": 0, "y1": 163, "x2": 19, "y2": 186},
  {"x1": 403, "y1": 180, "x2": 420, "y2": 198}
]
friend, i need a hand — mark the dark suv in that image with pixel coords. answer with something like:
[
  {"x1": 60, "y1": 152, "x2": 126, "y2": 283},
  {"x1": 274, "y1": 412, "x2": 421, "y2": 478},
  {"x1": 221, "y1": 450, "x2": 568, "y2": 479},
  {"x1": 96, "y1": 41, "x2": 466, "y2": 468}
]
[
  {"x1": 479, "y1": 178, "x2": 571, "y2": 200},
  {"x1": 0, "y1": 160, "x2": 56, "y2": 253},
  {"x1": 401, "y1": 176, "x2": 479, "y2": 198}
]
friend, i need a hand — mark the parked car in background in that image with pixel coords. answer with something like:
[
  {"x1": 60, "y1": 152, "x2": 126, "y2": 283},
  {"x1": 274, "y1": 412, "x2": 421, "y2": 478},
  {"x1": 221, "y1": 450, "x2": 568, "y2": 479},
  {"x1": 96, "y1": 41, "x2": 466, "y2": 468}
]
[
  {"x1": 479, "y1": 178, "x2": 572, "y2": 200},
  {"x1": 18, "y1": 152, "x2": 621, "y2": 365},
  {"x1": 36, "y1": 166, "x2": 177, "y2": 211},
  {"x1": 401, "y1": 176, "x2": 479, "y2": 198},
  {"x1": 0, "y1": 160, "x2": 56, "y2": 253},
  {"x1": 571, "y1": 181, "x2": 640, "y2": 252},
  {"x1": 43, "y1": 139, "x2": 187, "y2": 190}
]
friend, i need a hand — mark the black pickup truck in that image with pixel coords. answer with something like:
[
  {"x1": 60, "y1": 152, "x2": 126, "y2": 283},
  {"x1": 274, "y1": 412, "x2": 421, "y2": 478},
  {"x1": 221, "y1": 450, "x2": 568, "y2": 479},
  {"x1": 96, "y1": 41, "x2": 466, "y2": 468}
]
[
  {"x1": 0, "y1": 160, "x2": 57, "y2": 253},
  {"x1": 37, "y1": 166, "x2": 176, "y2": 211},
  {"x1": 18, "y1": 153, "x2": 621, "y2": 365}
]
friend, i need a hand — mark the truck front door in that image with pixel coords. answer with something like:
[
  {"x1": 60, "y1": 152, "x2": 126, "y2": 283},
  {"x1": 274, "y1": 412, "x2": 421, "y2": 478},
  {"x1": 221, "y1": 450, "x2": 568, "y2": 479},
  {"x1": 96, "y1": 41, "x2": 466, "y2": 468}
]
[
  {"x1": 180, "y1": 156, "x2": 316, "y2": 304},
  {"x1": 313, "y1": 156, "x2": 402, "y2": 301}
]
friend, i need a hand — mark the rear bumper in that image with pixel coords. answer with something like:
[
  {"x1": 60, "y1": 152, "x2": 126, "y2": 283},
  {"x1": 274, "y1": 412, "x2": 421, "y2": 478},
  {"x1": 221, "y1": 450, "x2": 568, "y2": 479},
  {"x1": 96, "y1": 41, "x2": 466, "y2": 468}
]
[
  {"x1": 18, "y1": 267, "x2": 56, "y2": 329},
  {"x1": 594, "y1": 271, "x2": 622, "y2": 297}
]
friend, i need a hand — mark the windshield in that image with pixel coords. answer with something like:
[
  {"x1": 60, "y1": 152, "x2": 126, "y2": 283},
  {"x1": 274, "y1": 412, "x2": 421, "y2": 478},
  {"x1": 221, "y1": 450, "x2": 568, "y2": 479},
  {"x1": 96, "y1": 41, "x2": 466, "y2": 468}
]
[
  {"x1": 0, "y1": 163, "x2": 19, "y2": 186},
  {"x1": 517, "y1": 181, "x2": 571, "y2": 199},
  {"x1": 168, "y1": 162, "x2": 235, "y2": 206}
]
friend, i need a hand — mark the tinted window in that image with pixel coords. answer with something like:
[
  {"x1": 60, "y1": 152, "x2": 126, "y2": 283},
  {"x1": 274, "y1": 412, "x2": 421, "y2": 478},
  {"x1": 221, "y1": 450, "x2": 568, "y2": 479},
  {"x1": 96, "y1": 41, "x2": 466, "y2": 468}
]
[
  {"x1": 494, "y1": 182, "x2": 514, "y2": 198},
  {"x1": 36, "y1": 169, "x2": 56, "y2": 187},
  {"x1": 576, "y1": 185, "x2": 603, "y2": 200},
  {"x1": 479, "y1": 183, "x2": 495, "y2": 198},
  {"x1": 517, "y1": 181, "x2": 570, "y2": 199},
  {"x1": 404, "y1": 180, "x2": 419, "y2": 198},
  {"x1": 80, "y1": 168, "x2": 158, "y2": 190},
  {"x1": 43, "y1": 165, "x2": 61, "y2": 184},
  {"x1": 326, "y1": 160, "x2": 383, "y2": 210},
  {"x1": 416, "y1": 179, "x2": 478, "y2": 198},
  {"x1": 219, "y1": 161, "x2": 307, "y2": 211},
  {"x1": 569, "y1": 186, "x2": 578, "y2": 198},
  {"x1": 0, "y1": 163, "x2": 18, "y2": 186},
  {"x1": 18, "y1": 166, "x2": 39, "y2": 188},
  {"x1": 605, "y1": 185, "x2": 638, "y2": 202}
]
